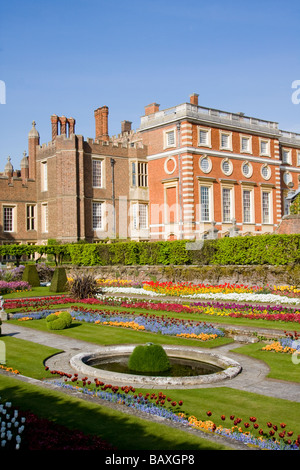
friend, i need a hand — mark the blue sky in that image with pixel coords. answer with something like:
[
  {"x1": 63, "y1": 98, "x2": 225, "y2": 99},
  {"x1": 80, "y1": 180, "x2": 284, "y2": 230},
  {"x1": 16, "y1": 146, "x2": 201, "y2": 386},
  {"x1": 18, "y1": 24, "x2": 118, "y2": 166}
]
[{"x1": 1, "y1": 0, "x2": 300, "y2": 168}]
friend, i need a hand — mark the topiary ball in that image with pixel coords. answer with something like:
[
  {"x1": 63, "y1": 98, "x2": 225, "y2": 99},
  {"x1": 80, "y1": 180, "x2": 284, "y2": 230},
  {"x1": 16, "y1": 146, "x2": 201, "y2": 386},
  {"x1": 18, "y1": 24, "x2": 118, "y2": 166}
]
[
  {"x1": 46, "y1": 311, "x2": 72, "y2": 330},
  {"x1": 128, "y1": 344, "x2": 170, "y2": 373}
]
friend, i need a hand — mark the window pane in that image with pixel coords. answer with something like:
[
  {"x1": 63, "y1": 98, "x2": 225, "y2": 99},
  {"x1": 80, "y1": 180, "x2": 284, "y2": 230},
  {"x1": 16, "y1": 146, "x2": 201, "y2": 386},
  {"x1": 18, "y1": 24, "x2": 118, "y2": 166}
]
[
  {"x1": 3, "y1": 207, "x2": 13, "y2": 232},
  {"x1": 139, "y1": 204, "x2": 148, "y2": 229},
  {"x1": 200, "y1": 186, "x2": 210, "y2": 221},
  {"x1": 222, "y1": 188, "x2": 231, "y2": 222},
  {"x1": 242, "y1": 137, "x2": 249, "y2": 151},
  {"x1": 167, "y1": 131, "x2": 175, "y2": 146},
  {"x1": 221, "y1": 134, "x2": 229, "y2": 147},
  {"x1": 92, "y1": 160, "x2": 102, "y2": 187},
  {"x1": 200, "y1": 157, "x2": 210, "y2": 172},
  {"x1": 262, "y1": 192, "x2": 270, "y2": 223},
  {"x1": 243, "y1": 190, "x2": 251, "y2": 223},
  {"x1": 93, "y1": 202, "x2": 102, "y2": 229},
  {"x1": 199, "y1": 130, "x2": 208, "y2": 144}
]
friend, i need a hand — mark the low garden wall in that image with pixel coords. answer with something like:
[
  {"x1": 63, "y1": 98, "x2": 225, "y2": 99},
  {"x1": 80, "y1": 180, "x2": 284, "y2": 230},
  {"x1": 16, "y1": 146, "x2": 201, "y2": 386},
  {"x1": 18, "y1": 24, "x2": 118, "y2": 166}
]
[{"x1": 65, "y1": 264, "x2": 300, "y2": 287}]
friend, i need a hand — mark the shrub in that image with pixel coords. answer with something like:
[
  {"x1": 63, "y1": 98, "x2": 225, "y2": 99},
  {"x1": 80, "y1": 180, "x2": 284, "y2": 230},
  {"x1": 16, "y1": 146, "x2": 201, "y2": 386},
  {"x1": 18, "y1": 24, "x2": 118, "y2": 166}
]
[
  {"x1": 128, "y1": 343, "x2": 170, "y2": 373},
  {"x1": 68, "y1": 274, "x2": 98, "y2": 299},
  {"x1": 22, "y1": 265, "x2": 40, "y2": 287},
  {"x1": 46, "y1": 311, "x2": 72, "y2": 330},
  {"x1": 49, "y1": 267, "x2": 68, "y2": 293}
]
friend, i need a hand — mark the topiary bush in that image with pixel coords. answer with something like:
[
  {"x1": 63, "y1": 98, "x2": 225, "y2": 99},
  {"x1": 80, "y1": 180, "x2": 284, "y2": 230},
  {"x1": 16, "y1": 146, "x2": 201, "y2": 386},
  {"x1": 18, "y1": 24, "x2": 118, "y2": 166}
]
[
  {"x1": 46, "y1": 311, "x2": 72, "y2": 330},
  {"x1": 128, "y1": 343, "x2": 170, "y2": 373},
  {"x1": 22, "y1": 265, "x2": 40, "y2": 287},
  {"x1": 49, "y1": 267, "x2": 68, "y2": 293}
]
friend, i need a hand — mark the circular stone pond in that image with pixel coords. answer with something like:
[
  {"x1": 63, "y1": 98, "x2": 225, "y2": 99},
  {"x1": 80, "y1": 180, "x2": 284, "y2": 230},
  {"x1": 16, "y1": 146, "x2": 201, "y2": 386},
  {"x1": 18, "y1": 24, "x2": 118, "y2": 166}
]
[{"x1": 70, "y1": 345, "x2": 242, "y2": 389}]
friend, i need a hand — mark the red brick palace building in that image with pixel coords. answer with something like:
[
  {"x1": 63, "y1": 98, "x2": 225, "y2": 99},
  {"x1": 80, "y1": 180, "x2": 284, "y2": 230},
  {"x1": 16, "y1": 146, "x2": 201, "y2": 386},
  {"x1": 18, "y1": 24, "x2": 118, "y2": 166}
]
[{"x1": 0, "y1": 93, "x2": 299, "y2": 245}]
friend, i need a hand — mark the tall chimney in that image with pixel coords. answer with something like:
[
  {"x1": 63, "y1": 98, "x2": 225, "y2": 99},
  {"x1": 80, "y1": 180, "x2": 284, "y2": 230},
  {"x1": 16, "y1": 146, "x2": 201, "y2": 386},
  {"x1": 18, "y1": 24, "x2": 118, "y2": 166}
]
[
  {"x1": 94, "y1": 106, "x2": 109, "y2": 141},
  {"x1": 28, "y1": 120, "x2": 40, "y2": 179},
  {"x1": 51, "y1": 115, "x2": 59, "y2": 140}
]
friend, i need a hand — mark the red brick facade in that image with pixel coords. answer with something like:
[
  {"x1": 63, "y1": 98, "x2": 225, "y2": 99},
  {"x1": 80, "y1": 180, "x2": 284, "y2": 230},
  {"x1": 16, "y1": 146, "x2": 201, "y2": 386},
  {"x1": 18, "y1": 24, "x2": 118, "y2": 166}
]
[{"x1": 0, "y1": 93, "x2": 299, "y2": 247}]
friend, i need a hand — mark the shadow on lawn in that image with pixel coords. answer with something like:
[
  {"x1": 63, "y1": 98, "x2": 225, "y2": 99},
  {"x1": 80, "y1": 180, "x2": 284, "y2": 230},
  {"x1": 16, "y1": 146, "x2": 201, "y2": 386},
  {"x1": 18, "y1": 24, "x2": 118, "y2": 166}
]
[{"x1": 0, "y1": 378, "x2": 227, "y2": 451}]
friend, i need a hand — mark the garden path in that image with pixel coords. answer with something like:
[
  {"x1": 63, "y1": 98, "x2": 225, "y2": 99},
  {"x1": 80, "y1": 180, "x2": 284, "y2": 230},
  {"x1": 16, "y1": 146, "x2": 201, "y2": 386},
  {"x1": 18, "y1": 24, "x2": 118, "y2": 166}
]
[{"x1": 2, "y1": 322, "x2": 300, "y2": 402}]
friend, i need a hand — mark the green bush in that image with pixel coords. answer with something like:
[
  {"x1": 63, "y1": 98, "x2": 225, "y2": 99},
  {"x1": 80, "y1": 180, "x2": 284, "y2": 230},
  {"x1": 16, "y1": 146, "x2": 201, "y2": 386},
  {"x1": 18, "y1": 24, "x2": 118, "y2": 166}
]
[
  {"x1": 49, "y1": 267, "x2": 68, "y2": 292},
  {"x1": 128, "y1": 344, "x2": 170, "y2": 373},
  {"x1": 22, "y1": 264, "x2": 40, "y2": 287},
  {"x1": 46, "y1": 311, "x2": 72, "y2": 330}
]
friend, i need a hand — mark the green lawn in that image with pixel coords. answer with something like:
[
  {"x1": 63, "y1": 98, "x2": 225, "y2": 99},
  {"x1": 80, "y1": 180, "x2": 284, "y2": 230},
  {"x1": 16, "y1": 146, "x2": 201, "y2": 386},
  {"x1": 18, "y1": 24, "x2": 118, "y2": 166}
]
[
  {"x1": 6, "y1": 317, "x2": 232, "y2": 349},
  {"x1": 2, "y1": 287, "x2": 300, "y2": 450},
  {"x1": 0, "y1": 375, "x2": 230, "y2": 450},
  {"x1": 233, "y1": 342, "x2": 300, "y2": 383}
]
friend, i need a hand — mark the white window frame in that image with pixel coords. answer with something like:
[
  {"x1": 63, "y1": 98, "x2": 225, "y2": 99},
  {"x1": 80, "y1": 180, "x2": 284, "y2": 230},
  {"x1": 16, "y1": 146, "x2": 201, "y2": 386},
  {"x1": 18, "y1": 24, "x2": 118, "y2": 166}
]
[
  {"x1": 199, "y1": 155, "x2": 212, "y2": 174},
  {"x1": 132, "y1": 203, "x2": 148, "y2": 230},
  {"x1": 3, "y1": 205, "x2": 15, "y2": 232},
  {"x1": 199, "y1": 184, "x2": 213, "y2": 222},
  {"x1": 221, "y1": 158, "x2": 233, "y2": 176},
  {"x1": 241, "y1": 161, "x2": 253, "y2": 178},
  {"x1": 41, "y1": 161, "x2": 48, "y2": 192},
  {"x1": 164, "y1": 128, "x2": 176, "y2": 149},
  {"x1": 92, "y1": 201, "x2": 104, "y2": 231},
  {"x1": 242, "y1": 188, "x2": 254, "y2": 224},
  {"x1": 297, "y1": 151, "x2": 300, "y2": 167},
  {"x1": 261, "y1": 190, "x2": 273, "y2": 224},
  {"x1": 259, "y1": 138, "x2": 270, "y2": 157},
  {"x1": 220, "y1": 131, "x2": 232, "y2": 151},
  {"x1": 198, "y1": 127, "x2": 211, "y2": 147},
  {"x1": 261, "y1": 164, "x2": 271, "y2": 181},
  {"x1": 282, "y1": 148, "x2": 291, "y2": 165},
  {"x1": 26, "y1": 204, "x2": 36, "y2": 231},
  {"x1": 240, "y1": 135, "x2": 252, "y2": 154},
  {"x1": 221, "y1": 185, "x2": 234, "y2": 223},
  {"x1": 92, "y1": 159, "x2": 103, "y2": 188},
  {"x1": 41, "y1": 203, "x2": 48, "y2": 233}
]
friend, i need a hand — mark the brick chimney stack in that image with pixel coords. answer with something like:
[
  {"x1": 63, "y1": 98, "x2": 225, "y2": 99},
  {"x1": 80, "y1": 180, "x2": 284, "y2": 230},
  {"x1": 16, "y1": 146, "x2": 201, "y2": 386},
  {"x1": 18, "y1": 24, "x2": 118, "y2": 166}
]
[
  {"x1": 51, "y1": 115, "x2": 59, "y2": 140},
  {"x1": 144, "y1": 103, "x2": 160, "y2": 115},
  {"x1": 190, "y1": 93, "x2": 199, "y2": 106},
  {"x1": 51, "y1": 115, "x2": 76, "y2": 140},
  {"x1": 28, "y1": 120, "x2": 40, "y2": 179},
  {"x1": 94, "y1": 106, "x2": 109, "y2": 141},
  {"x1": 121, "y1": 120, "x2": 132, "y2": 134}
]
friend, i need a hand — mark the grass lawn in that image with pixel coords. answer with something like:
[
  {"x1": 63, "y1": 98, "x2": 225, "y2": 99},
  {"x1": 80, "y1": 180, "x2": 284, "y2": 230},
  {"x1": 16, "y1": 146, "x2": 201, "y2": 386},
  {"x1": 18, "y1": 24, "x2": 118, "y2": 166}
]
[
  {"x1": 2, "y1": 287, "x2": 300, "y2": 450},
  {"x1": 233, "y1": 342, "x2": 300, "y2": 383},
  {"x1": 6, "y1": 317, "x2": 232, "y2": 349},
  {"x1": 0, "y1": 375, "x2": 230, "y2": 450}
]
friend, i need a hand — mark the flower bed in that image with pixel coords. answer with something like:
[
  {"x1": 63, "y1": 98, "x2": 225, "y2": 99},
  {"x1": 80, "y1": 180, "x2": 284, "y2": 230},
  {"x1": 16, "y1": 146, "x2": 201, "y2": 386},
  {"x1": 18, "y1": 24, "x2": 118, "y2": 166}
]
[
  {"x1": 44, "y1": 369, "x2": 300, "y2": 451},
  {"x1": 100, "y1": 283, "x2": 300, "y2": 305},
  {"x1": 262, "y1": 331, "x2": 300, "y2": 354},
  {"x1": 0, "y1": 398, "x2": 114, "y2": 450},
  {"x1": 0, "y1": 281, "x2": 31, "y2": 295},
  {"x1": 70, "y1": 306, "x2": 225, "y2": 340}
]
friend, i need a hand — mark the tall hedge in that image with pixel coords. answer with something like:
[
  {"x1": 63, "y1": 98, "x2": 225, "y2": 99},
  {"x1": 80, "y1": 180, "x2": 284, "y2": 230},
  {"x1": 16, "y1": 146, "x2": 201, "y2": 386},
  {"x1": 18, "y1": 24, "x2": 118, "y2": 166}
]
[{"x1": 0, "y1": 234, "x2": 299, "y2": 266}]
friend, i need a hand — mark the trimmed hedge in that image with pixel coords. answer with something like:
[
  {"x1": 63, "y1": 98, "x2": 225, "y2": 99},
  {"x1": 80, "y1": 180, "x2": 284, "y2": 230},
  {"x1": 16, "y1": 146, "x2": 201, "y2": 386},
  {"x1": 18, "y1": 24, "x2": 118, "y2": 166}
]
[
  {"x1": 128, "y1": 344, "x2": 170, "y2": 373},
  {"x1": 46, "y1": 311, "x2": 72, "y2": 330},
  {"x1": 0, "y1": 234, "x2": 299, "y2": 266}
]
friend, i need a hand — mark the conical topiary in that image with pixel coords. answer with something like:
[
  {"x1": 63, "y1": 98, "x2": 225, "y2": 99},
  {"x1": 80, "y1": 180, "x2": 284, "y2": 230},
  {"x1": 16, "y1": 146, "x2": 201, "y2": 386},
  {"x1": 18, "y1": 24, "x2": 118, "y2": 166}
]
[
  {"x1": 22, "y1": 264, "x2": 40, "y2": 287},
  {"x1": 49, "y1": 267, "x2": 68, "y2": 292}
]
